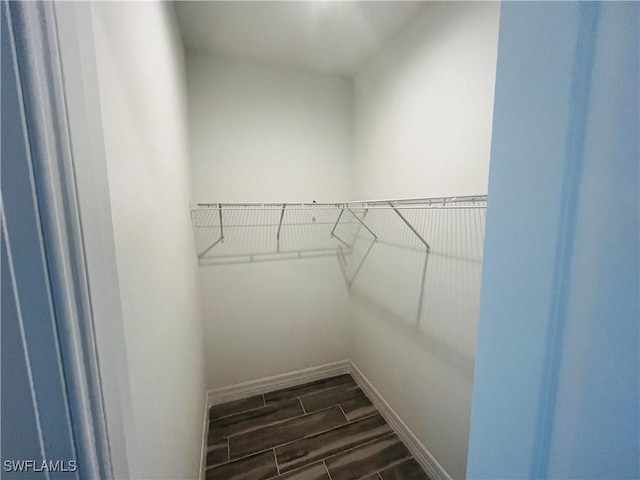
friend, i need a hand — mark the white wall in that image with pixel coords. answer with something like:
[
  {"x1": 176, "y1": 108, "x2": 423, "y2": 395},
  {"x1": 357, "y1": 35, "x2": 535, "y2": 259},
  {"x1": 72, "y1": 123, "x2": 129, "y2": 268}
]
[
  {"x1": 350, "y1": 3, "x2": 500, "y2": 479},
  {"x1": 188, "y1": 54, "x2": 352, "y2": 203},
  {"x1": 187, "y1": 54, "x2": 352, "y2": 388},
  {"x1": 353, "y1": 2, "x2": 499, "y2": 200},
  {"x1": 90, "y1": 3, "x2": 206, "y2": 478}
]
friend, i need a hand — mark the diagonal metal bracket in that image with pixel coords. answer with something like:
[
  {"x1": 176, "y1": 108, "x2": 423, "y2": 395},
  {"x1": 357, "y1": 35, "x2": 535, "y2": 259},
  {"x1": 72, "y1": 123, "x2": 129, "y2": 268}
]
[
  {"x1": 276, "y1": 203, "x2": 286, "y2": 241},
  {"x1": 198, "y1": 203, "x2": 224, "y2": 259},
  {"x1": 333, "y1": 207, "x2": 378, "y2": 288},
  {"x1": 276, "y1": 203, "x2": 286, "y2": 253},
  {"x1": 389, "y1": 202, "x2": 430, "y2": 325},
  {"x1": 346, "y1": 207, "x2": 378, "y2": 240},
  {"x1": 330, "y1": 207, "x2": 351, "y2": 248},
  {"x1": 389, "y1": 203, "x2": 430, "y2": 252},
  {"x1": 330, "y1": 207, "x2": 345, "y2": 237}
]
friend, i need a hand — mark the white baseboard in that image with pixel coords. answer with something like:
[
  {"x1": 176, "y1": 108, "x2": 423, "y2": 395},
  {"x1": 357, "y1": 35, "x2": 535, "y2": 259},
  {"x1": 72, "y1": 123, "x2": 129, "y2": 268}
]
[
  {"x1": 206, "y1": 360, "x2": 351, "y2": 407},
  {"x1": 348, "y1": 361, "x2": 452, "y2": 480},
  {"x1": 200, "y1": 359, "x2": 451, "y2": 480}
]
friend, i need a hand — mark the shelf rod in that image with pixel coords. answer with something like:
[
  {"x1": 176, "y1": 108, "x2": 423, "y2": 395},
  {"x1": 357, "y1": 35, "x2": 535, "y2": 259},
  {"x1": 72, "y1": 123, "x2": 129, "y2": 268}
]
[
  {"x1": 390, "y1": 203, "x2": 430, "y2": 252},
  {"x1": 276, "y1": 204, "x2": 286, "y2": 240}
]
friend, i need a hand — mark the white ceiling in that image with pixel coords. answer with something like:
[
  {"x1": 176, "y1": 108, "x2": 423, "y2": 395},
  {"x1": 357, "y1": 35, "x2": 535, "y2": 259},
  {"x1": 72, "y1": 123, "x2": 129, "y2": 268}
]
[{"x1": 174, "y1": 1, "x2": 426, "y2": 77}]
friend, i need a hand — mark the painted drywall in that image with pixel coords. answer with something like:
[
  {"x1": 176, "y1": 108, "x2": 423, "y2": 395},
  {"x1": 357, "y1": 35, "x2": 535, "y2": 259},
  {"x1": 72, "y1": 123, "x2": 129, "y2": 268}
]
[
  {"x1": 352, "y1": 2, "x2": 500, "y2": 200},
  {"x1": 467, "y1": 2, "x2": 639, "y2": 479},
  {"x1": 350, "y1": 3, "x2": 500, "y2": 479},
  {"x1": 90, "y1": 3, "x2": 206, "y2": 479},
  {"x1": 187, "y1": 54, "x2": 352, "y2": 388},
  {"x1": 188, "y1": 54, "x2": 352, "y2": 203}
]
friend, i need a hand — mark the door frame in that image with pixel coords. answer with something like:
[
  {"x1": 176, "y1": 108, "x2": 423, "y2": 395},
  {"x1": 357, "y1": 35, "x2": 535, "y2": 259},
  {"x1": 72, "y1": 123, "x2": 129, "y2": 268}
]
[{"x1": 3, "y1": 2, "x2": 133, "y2": 477}]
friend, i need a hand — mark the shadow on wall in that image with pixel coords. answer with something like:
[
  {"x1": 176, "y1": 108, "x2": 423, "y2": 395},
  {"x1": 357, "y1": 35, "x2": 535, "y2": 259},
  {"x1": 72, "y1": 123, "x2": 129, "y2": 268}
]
[{"x1": 348, "y1": 204, "x2": 486, "y2": 380}]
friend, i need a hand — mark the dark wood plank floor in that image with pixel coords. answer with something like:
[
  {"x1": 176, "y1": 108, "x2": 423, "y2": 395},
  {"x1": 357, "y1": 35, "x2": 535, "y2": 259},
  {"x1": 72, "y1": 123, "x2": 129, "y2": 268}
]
[{"x1": 205, "y1": 374, "x2": 431, "y2": 480}]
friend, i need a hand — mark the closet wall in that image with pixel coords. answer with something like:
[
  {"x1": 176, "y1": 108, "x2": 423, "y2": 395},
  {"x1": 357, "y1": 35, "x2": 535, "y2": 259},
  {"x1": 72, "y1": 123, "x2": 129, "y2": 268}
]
[
  {"x1": 350, "y1": 3, "x2": 500, "y2": 479},
  {"x1": 89, "y1": 3, "x2": 206, "y2": 478},
  {"x1": 187, "y1": 54, "x2": 353, "y2": 388}
]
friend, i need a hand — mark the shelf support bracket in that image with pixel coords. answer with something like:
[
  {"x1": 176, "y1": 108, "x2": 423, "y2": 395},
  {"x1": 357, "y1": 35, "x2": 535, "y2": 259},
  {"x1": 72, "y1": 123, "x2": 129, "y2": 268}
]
[
  {"x1": 389, "y1": 203, "x2": 430, "y2": 253},
  {"x1": 389, "y1": 202, "x2": 430, "y2": 325},
  {"x1": 333, "y1": 234, "x2": 351, "y2": 249},
  {"x1": 277, "y1": 203, "x2": 286, "y2": 253},
  {"x1": 346, "y1": 207, "x2": 378, "y2": 240},
  {"x1": 198, "y1": 203, "x2": 224, "y2": 259},
  {"x1": 335, "y1": 208, "x2": 377, "y2": 288},
  {"x1": 415, "y1": 249, "x2": 428, "y2": 327},
  {"x1": 348, "y1": 208, "x2": 368, "y2": 246},
  {"x1": 330, "y1": 207, "x2": 351, "y2": 248},
  {"x1": 330, "y1": 207, "x2": 345, "y2": 237},
  {"x1": 277, "y1": 204, "x2": 286, "y2": 241}
]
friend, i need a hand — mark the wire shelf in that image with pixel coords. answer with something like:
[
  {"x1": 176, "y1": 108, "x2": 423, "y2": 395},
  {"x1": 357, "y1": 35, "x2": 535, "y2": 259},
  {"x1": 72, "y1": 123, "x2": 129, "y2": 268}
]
[{"x1": 190, "y1": 195, "x2": 487, "y2": 266}]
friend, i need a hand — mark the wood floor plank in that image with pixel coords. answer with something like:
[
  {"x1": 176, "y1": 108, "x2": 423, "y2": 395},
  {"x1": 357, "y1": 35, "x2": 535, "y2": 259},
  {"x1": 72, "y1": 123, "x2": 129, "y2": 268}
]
[
  {"x1": 264, "y1": 374, "x2": 356, "y2": 405},
  {"x1": 205, "y1": 378, "x2": 423, "y2": 480},
  {"x1": 379, "y1": 458, "x2": 431, "y2": 480},
  {"x1": 210, "y1": 395, "x2": 265, "y2": 420},
  {"x1": 270, "y1": 462, "x2": 330, "y2": 480},
  {"x1": 276, "y1": 414, "x2": 392, "y2": 473},
  {"x1": 301, "y1": 384, "x2": 366, "y2": 414},
  {"x1": 325, "y1": 434, "x2": 411, "y2": 480},
  {"x1": 340, "y1": 396, "x2": 377, "y2": 422},
  {"x1": 209, "y1": 399, "x2": 304, "y2": 442},
  {"x1": 205, "y1": 450, "x2": 277, "y2": 480},
  {"x1": 230, "y1": 406, "x2": 348, "y2": 460},
  {"x1": 206, "y1": 438, "x2": 228, "y2": 467}
]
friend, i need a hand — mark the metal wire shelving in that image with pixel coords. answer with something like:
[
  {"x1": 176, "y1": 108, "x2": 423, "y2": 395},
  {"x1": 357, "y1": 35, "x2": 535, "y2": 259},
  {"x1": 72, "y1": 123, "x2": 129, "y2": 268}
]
[{"x1": 190, "y1": 195, "x2": 487, "y2": 270}]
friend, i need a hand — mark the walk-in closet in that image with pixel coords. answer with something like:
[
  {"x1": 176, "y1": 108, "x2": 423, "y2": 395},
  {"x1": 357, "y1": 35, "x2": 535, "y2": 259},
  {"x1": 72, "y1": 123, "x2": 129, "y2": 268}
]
[
  {"x1": 4, "y1": 1, "x2": 637, "y2": 480},
  {"x1": 82, "y1": 2, "x2": 500, "y2": 477},
  {"x1": 127, "y1": 2, "x2": 497, "y2": 478}
]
